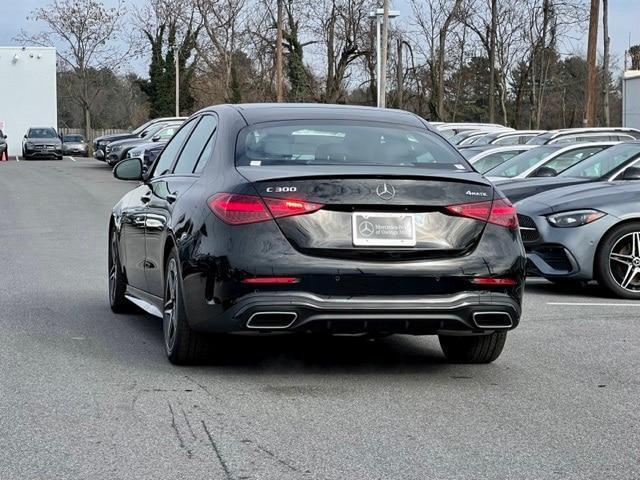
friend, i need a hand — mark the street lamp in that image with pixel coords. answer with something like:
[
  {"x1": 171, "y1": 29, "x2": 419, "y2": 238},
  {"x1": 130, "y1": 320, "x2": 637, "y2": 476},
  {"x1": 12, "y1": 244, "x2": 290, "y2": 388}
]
[{"x1": 369, "y1": 7, "x2": 400, "y2": 108}]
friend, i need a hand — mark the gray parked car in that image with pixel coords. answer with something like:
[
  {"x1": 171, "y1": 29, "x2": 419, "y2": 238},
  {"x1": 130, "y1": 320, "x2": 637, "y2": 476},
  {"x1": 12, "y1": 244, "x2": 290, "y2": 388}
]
[
  {"x1": 496, "y1": 142, "x2": 640, "y2": 203},
  {"x1": 62, "y1": 134, "x2": 89, "y2": 156},
  {"x1": 516, "y1": 170, "x2": 640, "y2": 298},
  {"x1": 22, "y1": 127, "x2": 63, "y2": 160}
]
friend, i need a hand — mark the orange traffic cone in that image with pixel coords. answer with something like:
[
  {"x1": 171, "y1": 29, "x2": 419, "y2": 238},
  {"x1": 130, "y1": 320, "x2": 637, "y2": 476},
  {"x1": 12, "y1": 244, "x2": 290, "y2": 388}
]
[{"x1": 0, "y1": 150, "x2": 7, "y2": 161}]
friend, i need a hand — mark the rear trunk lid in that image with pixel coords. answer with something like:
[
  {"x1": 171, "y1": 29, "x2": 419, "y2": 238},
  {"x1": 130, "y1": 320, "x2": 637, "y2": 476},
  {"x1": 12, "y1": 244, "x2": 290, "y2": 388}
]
[{"x1": 237, "y1": 165, "x2": 495, "y2": 260}]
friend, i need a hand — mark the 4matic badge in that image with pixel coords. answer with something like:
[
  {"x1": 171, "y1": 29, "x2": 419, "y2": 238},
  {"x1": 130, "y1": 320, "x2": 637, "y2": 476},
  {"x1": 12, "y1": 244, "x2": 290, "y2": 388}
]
[{"x1": 465, "y1": 190, "x2": 488, "y2": 197}]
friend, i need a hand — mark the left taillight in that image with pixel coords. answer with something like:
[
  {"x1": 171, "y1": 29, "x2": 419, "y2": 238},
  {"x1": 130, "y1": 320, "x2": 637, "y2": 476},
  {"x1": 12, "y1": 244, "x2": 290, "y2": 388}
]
[
  {"x1": 208, "y1": 193, "x2": 323, "y2": 225},
  {"x1": 445, "y1": 198, "x2": 518, "y2": 230}
]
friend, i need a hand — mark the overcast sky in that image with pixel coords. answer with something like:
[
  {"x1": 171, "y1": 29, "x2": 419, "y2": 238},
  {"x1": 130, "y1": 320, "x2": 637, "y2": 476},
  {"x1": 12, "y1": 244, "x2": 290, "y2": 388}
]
[{"x1": 1, "y1": 0, "x2": 638, "y2": 78}]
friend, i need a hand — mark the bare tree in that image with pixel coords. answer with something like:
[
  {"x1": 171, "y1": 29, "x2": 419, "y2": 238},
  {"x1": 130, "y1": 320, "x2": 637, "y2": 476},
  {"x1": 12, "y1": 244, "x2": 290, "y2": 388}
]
[
  {"x1": 410, "y1": 0, "x2": 465, "y2": 120},
  {"x1": 195, "y1": 0, "x2": 247, "y2": 102},
  {"x1": 135, "y1": 0, "x2": 200, "y2": 116},
  {"x1": 17, "y1": 0, "x2": 129, "y2": 138},
  {"x1": 317, "y1": 0, "x2": 371, "y2": 103}
]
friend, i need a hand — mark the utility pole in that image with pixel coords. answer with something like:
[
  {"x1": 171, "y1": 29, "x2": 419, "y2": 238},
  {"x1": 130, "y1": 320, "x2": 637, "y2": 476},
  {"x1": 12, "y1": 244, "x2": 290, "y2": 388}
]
[
  {"x1": 379, "y1": 0, "x2": 390, "y2": 108},
  {"x1": 275, "y1": 0, "x2": 284, "y2": 102},
  {"x1": 488, "y1": 0, "x2": 497, "y2": 123},
  {"x1": 369, "y1": 8, "x2": 399, "y2": 107},
  {"x1": 396, "y1": 37, "x2": 403, "y2": 109},
  {"x1": 174, "y1": 47, "x2": 180, "y2": 117},
  {"x1": 375, "y1": 15, "x2": 381, "y2": 105},
  {"x1": 602, "y1": 0, "x2": 611, "y2": 126},
  {"x1": 584, "y1": 0, "x2": 599, "y2": 127}
]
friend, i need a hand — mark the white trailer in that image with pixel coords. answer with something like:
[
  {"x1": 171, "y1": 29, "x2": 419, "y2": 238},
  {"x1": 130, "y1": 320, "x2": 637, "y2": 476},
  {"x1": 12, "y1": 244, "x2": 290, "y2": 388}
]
[
  {"x1": 623, "y1": 70, "x2": 640, "y2": 130},
  {"x1": 0, "y1": 47, "x2": 57, "y2": 158}
]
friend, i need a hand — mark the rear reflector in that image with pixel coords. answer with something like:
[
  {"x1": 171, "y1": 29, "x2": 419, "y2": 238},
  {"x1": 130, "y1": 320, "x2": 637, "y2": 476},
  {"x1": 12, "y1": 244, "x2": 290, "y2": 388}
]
[
  {"x1": 208, "y1": 193, "x2": 323, "y2": 225},
  {"x1": 242, "y1": 277, "x2": 300, "y2": 284},
  {"x1": 471, "y1": 277, "x2": 518, "y2": 286},
  {"x1": 445, "y1": 198, "x2": 518, "y2": 229}
]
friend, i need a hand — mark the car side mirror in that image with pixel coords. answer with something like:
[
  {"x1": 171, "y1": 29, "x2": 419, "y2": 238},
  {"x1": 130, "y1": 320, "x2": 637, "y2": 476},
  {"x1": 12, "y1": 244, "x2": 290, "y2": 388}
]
[
  {"x1": 532, "y1": 166, "x2": 557, "y2": 177},
  {"x1": 152, "y1": 134, "x2": 161, "y2": 142},
  {"x1": 24, "y1": 135, "x2": 27, "y2": 139},
  {"x1": 622, "y1": 166, "x2": 640, "y2": 180},
  {"x1": 113, "y1": 157, "x2": 144, "y2": 181}
]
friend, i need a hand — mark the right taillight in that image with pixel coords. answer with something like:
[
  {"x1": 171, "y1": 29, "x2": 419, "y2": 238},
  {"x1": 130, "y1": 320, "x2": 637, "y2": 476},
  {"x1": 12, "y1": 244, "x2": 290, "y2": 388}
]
[
  {"x1": 208, "y1": 193, "x2": 323, "y2": 225},
  {"x1": 445, "y1": 198, "x2": 518, "y2": 230}
]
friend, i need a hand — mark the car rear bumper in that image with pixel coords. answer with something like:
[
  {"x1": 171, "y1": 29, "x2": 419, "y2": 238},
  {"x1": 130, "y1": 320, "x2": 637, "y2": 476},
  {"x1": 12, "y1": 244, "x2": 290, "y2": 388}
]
[{"x1": 187, "y1": 290, "x2": 521, "y2": 335}]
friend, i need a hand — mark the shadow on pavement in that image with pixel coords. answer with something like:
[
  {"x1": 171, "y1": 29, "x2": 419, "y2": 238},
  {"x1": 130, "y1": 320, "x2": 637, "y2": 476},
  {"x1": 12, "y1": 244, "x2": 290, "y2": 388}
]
[
  {"x1": 525, "y1": 278, "x2": 618, "y2": 299},
  {"x1": 190, "y1": 333, "x2": 455, "y2": 374}
]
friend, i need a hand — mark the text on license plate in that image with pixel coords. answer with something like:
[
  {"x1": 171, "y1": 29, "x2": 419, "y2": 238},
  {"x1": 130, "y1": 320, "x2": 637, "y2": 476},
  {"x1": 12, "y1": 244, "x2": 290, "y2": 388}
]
[{"x1": 352, "y1": 212, "x2": 416, "y2": 247}]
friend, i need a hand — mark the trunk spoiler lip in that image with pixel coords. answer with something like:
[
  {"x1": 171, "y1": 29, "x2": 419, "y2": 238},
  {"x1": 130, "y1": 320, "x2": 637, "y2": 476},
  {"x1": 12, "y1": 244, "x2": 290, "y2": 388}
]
[{"x1": 236, "y1": 166, "x2": 493, "y2": 188}]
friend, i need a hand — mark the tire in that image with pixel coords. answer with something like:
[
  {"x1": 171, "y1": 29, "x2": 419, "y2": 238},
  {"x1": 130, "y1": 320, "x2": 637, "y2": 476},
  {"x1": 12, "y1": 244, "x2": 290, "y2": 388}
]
[
  {"x1": 109, "y1": 228, "x2": 131, "y2": 313},
  {"x1": 56, "y1": 155, "x2": 63, "y2": 160},
  {"x1": 163, "y1": 250, "x2": 208, "y2": 365},
  {"x1": 439, "y1": 332, "x2": 507, "y2": 364},
  {"x1": 596, "y1": 222, "x2": 640, "y2": 299}
]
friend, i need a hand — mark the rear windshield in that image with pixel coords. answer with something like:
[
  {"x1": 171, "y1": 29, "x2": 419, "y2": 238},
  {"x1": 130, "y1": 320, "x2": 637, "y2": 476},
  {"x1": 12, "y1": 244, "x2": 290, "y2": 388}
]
[
  {"x1": 484, "y1": 146, "x2": 559, "y2": 177},
  {"x1": 526, "y1": 132, "x2": 552, "y2": 145},
  {"x1": 29, "y1": 128, "x2": 57, "y2": 138},
  {"x1": 472, "y1": 150, "x2": 526, "y2": 174},
  {"x1": 235, "y1": 122, "x2": 470, "y2": 170},
  {"x1": 560, "y1": 143, "x2": 640, "y2": 178}
]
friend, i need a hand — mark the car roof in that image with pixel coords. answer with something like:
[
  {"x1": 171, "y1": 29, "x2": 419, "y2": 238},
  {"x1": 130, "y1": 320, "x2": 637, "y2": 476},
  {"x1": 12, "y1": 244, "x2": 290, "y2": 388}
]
[
  {"x1": 494, "y1": 130, "x2": 545, "y2": 137},
  {"x1": 218, "y1": 103, "x2": 427, "y2": 128},
  {"x1": 547, "y1": 127, "x2": 640, "y2": 137}
]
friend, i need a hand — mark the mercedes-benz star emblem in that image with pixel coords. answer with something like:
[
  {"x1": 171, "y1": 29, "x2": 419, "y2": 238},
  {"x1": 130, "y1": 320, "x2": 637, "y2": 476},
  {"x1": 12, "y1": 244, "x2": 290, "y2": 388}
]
[
  {"x1": 359, "y1": 221, "x2": 375, "y2": 237},
  {"x1": 376, "y1": 183, "x2": 396, "y2": 200}
]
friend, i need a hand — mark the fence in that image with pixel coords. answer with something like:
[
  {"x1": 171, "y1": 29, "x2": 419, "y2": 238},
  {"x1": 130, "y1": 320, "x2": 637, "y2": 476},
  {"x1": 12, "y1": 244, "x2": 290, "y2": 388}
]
[{"x1": 59, "y1": 128, "x2": 128, "y2": 145}]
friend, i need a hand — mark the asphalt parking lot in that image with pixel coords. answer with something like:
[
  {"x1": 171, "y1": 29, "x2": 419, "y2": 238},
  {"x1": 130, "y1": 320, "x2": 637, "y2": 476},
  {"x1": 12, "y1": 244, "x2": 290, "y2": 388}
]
[{"x1": 0, "y1": 157, "x2": 639, "y2": 480}]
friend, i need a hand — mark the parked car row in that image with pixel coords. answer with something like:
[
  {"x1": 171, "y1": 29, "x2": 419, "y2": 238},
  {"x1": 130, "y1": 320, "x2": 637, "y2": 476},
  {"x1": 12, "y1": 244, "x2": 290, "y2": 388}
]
[
  {"x1": 93, "y1": 117, "x2": 185, "y2": 166},
  {"x1": 434, "y1": 121, "x2": 640, "y2": 299}
]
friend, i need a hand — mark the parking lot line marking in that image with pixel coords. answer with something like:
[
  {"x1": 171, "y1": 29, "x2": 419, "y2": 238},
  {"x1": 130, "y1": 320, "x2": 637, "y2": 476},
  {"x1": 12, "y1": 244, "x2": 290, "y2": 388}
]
[
  {"x1": 547, "y1": 302, "x2": 640, "y2": 307},
  {"x1": 69, "y1": 156, "x2": 76, "y2": 162},
  {"x1": 15, "y1": 156, "x2": 19, "y2": 162}
]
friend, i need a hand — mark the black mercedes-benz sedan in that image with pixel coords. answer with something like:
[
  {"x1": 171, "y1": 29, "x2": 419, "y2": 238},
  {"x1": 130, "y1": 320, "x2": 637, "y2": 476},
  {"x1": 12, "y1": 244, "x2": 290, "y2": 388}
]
[{"x1": 109, "y1": 104, "x2": 525, "y2": 365}]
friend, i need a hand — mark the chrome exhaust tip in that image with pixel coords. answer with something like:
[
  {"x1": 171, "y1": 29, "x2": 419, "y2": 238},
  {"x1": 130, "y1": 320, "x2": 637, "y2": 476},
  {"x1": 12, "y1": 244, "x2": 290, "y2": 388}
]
[
  {"x1": 246, "y1": 312, "x2": 298, "y2": 329},
  {"x1": 472, "y1": 311, "x2": 513, "y2": 329}
]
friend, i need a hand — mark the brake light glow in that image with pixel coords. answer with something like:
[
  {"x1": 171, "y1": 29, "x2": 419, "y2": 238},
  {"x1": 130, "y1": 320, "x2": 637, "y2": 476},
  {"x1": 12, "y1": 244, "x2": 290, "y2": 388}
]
[
  {"x1": 471, "y1": 277, "x2": 518, "y2": 286},
  {"x1": 208, "y1": 193, "x2": 323, "y2": 225},
  {"x1": 445, "y1": 198, "x2": 518, "y2": 230},
  {"x1": 242, "y1": 277, "x2": 300, "y2": 284}
]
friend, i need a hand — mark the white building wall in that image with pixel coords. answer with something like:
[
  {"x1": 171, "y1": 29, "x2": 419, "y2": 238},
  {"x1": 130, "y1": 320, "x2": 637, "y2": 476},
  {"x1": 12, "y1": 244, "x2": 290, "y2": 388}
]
[
  {"x1": 0, "y1": 47, "x2": 57, "y2": 156},
  {"x1": 623, "y1": 70, "x2": 640, "y2": 130}
]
